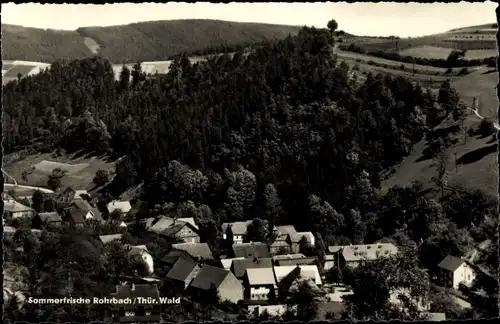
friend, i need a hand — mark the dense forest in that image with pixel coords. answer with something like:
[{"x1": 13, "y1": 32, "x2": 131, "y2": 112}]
[
  {"x1": 3, "y1": 24, "x2": 498, "y2": 321},
  {"x1": 2, "y1": 20, "x2": 301, "y2": 63}
]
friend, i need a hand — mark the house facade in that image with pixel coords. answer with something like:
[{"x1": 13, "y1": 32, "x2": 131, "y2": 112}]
[
  {"x1": 437, "y1": 255, "x2": 476, "y2": 289},
  {"x1": 222, "y1": 221, "x2": 252, "y2": 244},
  {"x1": 244, "y1": 268, "x2": 277, "y2": 301},
  {"x1": 3, "y1": 198, "x2": 34, "y2": 219},
  {"x1": 106, "y1": 283, "x2": 161, "y2": 323}
]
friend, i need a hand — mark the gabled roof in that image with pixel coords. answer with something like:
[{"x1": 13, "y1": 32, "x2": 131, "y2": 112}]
[
  {"x1": 189, "y1": 265, "x2": 232, "y2": 290},
  {"x1": 160, "y1": 222, "x2": 198, "y2": 237},
  {"x1": 177, "y1": 217, "x2": 199, "y2": 230},
  {"x1": 328, "y1": 243, "x2": 399, "y2": 262},
  {"x1": 222, "y1": 221, "x2": 252, "y2": 235},
  {"x1": 107, "y1": 200, "x2": 132, "y2": 214},
  {"x1": 232, "y1": 242, "x2": 270, "y2": 259},
  {"x1": 3, "y1": 200, "x2": 33, "y2": 213},
  {"x1": 72, "y1": 199, "x2": 93, "y2": 211},
  {"x1": 274, "y1": 265, "x2": 322, "y2": 286},
  {"x1": 172, "y1": 243, "x2": 214, "y2": 260},
  {"x1": 275, "y1": 225, "x2": 297, "y2": 235},
  {"x1": 161, "y1": 250, "x2": 195, "y2": 265},
  {"x1": 38, "y1": 212, "x2": 62, "y2": 223},
  {"x1": 438, "y1": 255, "x2": 465, "y2": 272},
  {"x1": 246, "y1": 268, "x2": 276, "y2": 286},
  {"x1": 220, "y1": 257, "x2": 245, "y2": 270},
  {"x1": 127, "y1": 245, "x2": 151, "y2": 255},
  {"x1": 64, "y1": 208, "x2": 86, "y2": 224},
  {"x1": 231, "y1": 258, "x2": 273, "y2": 278},
  {"x1": 99, "y1": 234, "x2": 123, "y2": 244},
  {"x1": 289, "y1": 232, "x2": 314, "y2": 243},
  {"x1": 166, "y1": 258, "x2": 200, "y2": 282}
]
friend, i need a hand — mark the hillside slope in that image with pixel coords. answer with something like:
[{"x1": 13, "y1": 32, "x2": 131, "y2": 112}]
[
  {"x1": 2, "y1": 19, "x2": 301, "y2": 63},
  {"x1": 382, "y1": 66, "x2": 498, "y2": 198}
]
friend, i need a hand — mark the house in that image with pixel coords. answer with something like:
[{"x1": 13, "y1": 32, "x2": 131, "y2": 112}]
[
  {"x1": 232, "y1": 242, "x2": 270, "y2": 259},
  {"x1": 275, "y1": 225, "x2": 297, "y2": 236},
  {"x1": 32, "y1": 212, "x2": 63, "y2": 229},
  {"x1": 323, "y1": 254, "x2": 336, "y2": 271},
  {"x1": 188, "y1": 264, "x2": 243, "y2": 304},
  {"x1": 328, "y1": 243, "x2": 399, "y2": 269},
  {"x1": 231, "y1": 258, "x2": 273, "y2": 280},
  {"x1": 220, "y1": 257, "x2": 245, "y2": 270},
  {"x1": 3, "y1": 226, "x2": 17, "y2": 239},
  {"x1": 149, "y1": 216, "x2": 199, "y2": 233},
  {"x1": 269, "y1": 232, "x2": 292, "y2": 255},
  {"x1": 106, "y1": 283, "x2": 161, "y2": 323},
  {"x1": 62, "y1": 201, "x2": 102, "y2": 227},
  {"x1": 166, "y1": 258, "x2": 201, "y2": 292},
  {"x1": 158, "y1": 222, "x2": 200, "y2": 243},
  {"x1": 222, "y1": 221, "x2": 252, "y2": 244},
  {"x1": 437, "y1": 255, "x2": 476, "y2": 289},
  {"x1": 107, "y1": 200, "x2": 132, "y2": 216},
  {"x1": 244, "y1": 268, "x2": 277, "y2": 301},
  {"x1": 99, "y1": 234, "x2": 123, "y2": 244},
  {"x1": 127, "y1": 245, "x2": 154, "y2": 275},
  {"x1": 288, "y1": 231, "x2": 315, "y2": 253},
  {"x1": 274, "y1": 264, "x2": 323, "y2": 296},
  {"x1": 3, "y1": 198, "x2": 34, "y2": 219},
  {"x1": 171, "y1": 243, "x2": 214, "y2": 261}
]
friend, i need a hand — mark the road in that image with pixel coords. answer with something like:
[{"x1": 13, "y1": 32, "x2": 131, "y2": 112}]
[{"x1": 2, "y1": 168, "x2": 18, "y2": 185}]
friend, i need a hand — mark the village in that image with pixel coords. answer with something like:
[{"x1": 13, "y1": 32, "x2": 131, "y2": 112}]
[{"x1": 3, "y1": 178, "x2": 493, "y2": 322}]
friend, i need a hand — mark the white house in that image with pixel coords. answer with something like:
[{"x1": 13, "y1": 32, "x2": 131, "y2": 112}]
[
  {"x1": 3, "y1": 198, "x2": 34, "y2": 219},
  {"x1": 107, "y1": 200, "x2": 132, "y2": 215},
  {"x1": 437, "y1": 255, "x2": 476, "y2": 289},
  {"x1": 244, "y1": 268, "x2": 277, "y2": 301},
  {"x1": 128, "y1": 245, "x2": 154, "y2": 275},
  {"x1": 222, "y1": 221, "x2": 252, "y2": 244}
]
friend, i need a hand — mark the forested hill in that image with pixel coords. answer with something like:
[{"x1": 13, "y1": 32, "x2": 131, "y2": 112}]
[
  {"x1": 1, "y1": 20, "x2": 302, "y2": 63},
  {"x1": 3, "y1": 25, "x2": 477, "y2": 240}
]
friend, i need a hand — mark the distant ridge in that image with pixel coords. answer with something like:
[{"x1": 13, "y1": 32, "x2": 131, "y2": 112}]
[{"x1": 2, "y1": 19, "x2": 302, "y2": 63}]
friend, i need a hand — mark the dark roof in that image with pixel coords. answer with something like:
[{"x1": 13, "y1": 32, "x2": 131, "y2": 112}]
[
  {"x1": 232, "y1": 242, "x2": 270, "y2": 259},
  {"x1": 38, "y1": 212, "x2": 62, "y2": 223},
  {"x1": 189, "y1": 265, "x2": 230, "y2": 290},
  {"x1": 160, "y1": 222, "x2": 198, "y2": 237},
  {"x1": 231, "y1": 258, "x2": 273, "y2": 278},
  {"x1": 438, "y1": 255, "x2": 465, "y2": 272},
  {"x1": 166, "y1": 258, "x2": 200, "y2": 282},
  {"x1": 276, "y1": 257, "x2": 318, "y2": 267},
  {"x1": 72, "y1": 199, "x2": 93, "y2": 210},
  {"x1": 172, "y1": 243, "x2": 214, "y2": 260},
  {"x1": 161, "y1": 250, "x2": 195, "y2": 265},
  {"x1": 65, "y1": 208, "x2": 86, "y2": 224}
]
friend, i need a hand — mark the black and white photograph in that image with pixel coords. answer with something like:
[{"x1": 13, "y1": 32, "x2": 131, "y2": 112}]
[{"x1": 1, "y1": 2, "x2": 498, "y2": 323}]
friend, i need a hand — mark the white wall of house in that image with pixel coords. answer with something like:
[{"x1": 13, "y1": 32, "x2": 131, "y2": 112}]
[
  {"x1": 453, "y1": 263, "x2": 476, "y2": 289},
  {"x1": 250, "y1": 286, "x2": 271, "y2": 300},
  {"x1": 218, "y1": 274, "x2": 244, "y2": 304},
  {"x1": 324, "y1": 260, "x2": 335, "y2": 271},
  {"x1": 141, "y1": 253, "x2": 154, "y2": 275},
  {"x1": 11, "y1": 210, "x2": 34, "y2": 219}
]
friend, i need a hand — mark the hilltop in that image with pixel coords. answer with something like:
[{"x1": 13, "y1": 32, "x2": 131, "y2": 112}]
[
  {"x1": 344, "y1": 23, "x2": 497, "y2": 60},
  {"x1": 1, "y1": 19, "x2": 302, "y2": 63}
]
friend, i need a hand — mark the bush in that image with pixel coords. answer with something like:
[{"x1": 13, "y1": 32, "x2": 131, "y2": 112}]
[
  {"x1": 478, "y1": 118, "x2": 496, "y2": 136},
  {"x1": 399, "y1": 64, "x2": 405, "y2": 70},
  {"x1": 445, "y1": 68, "x2": 453, "y2": 74},
  {"x1": 457, "y1": 67, "x2": 469, "y2": 76},
  {"x1": 93, "y1": 169, "x2": 110, "y2": 187}
]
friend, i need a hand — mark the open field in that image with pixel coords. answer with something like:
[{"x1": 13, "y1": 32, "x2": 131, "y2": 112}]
[
  {"x1": 399, "y1": 46, "x2": 498, "y2": 60},
  {"x1": 452, "y1": 66, "x2": 498, "y2": 119},
  {"x1": 335, "y1": 48, "x2": 466, "y2": 75},
  {"x1": 3, "y1": 152, "x2": 117, "y2": 191},
  {"x1": 382, "y1": 65, "x2": 498, "y2": 198}
]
